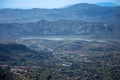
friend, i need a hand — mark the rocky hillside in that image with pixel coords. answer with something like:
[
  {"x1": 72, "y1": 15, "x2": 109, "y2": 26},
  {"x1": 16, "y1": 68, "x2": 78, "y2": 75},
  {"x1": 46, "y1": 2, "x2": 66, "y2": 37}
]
[{"x1": 0, "y1": 20, "x2": 120, "y2": 40}]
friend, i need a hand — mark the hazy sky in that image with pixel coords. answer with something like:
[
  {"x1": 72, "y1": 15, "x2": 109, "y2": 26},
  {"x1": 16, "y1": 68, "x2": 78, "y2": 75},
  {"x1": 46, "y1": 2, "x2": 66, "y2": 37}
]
[{"x1": 0, "y1": 0, "x2": 120, "y2": 9}]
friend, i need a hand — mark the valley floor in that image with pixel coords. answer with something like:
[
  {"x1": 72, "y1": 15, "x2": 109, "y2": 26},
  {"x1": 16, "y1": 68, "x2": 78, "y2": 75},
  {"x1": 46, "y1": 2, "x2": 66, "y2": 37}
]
[{"x1": 0, "y1": 36, "x2": 120, "y2": 80}]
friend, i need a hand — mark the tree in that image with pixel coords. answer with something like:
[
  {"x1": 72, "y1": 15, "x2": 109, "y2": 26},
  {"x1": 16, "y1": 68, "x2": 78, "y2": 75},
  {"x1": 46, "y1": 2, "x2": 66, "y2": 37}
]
[{"x1": 47, "y1": 75, "x2": 52, "y2": 80}]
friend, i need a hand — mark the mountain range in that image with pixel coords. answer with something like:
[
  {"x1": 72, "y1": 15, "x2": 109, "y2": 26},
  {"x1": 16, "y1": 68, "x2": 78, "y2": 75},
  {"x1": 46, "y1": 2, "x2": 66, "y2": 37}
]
[
  {"x1": 0, "y1": 3, "x2": 120, "y2": 23},
  {"x1": 0, "y1": 3, "x2": 120, "y2": 40}
]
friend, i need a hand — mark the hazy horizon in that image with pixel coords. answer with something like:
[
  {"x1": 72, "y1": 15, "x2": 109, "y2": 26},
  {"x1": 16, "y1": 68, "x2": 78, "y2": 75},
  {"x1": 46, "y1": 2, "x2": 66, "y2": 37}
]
[{"x1": 0, "y1": 0, "x2": 120, "y2": 9}]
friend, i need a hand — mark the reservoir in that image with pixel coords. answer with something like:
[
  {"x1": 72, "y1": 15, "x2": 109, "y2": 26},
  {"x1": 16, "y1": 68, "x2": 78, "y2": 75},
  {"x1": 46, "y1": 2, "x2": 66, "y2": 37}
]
[{"x1": 19, "y1": 36, "x2": 105, "y2": 42}]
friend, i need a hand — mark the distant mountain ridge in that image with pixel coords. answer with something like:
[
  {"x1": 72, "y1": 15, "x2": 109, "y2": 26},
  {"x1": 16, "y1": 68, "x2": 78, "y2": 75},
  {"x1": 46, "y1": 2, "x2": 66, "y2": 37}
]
[
  {"x1": 96, "y1": 2, "x2": 119, "y2": 7},
  {"x1": 0, "y1": 3, "x2": 120, "y2": 23}
]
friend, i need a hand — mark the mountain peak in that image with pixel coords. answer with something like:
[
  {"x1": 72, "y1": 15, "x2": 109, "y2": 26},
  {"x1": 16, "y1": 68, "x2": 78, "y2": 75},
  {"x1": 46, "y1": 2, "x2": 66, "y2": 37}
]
[
  {"x1": 95, "y1": 2, "x2": 119, "y2": 7},
  {"x1": 64, "y1": 3, "x2": 100, "y2": 9}
]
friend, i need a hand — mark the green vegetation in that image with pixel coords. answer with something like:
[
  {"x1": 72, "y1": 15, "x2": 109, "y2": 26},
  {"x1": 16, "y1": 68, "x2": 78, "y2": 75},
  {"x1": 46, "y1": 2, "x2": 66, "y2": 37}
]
[{"x1": 0, "y1": 40, "x2": 120, "y2": 80}]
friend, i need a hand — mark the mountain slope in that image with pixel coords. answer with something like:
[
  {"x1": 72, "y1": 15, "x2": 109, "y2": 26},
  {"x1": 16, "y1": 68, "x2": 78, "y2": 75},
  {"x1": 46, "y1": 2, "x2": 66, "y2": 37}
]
[
  {"x1": 0, "y1": 43, "x2": 53, "y2": 65},
  {"x1": 0, "y1": 20, "x2": 120, "y2": 40}
]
